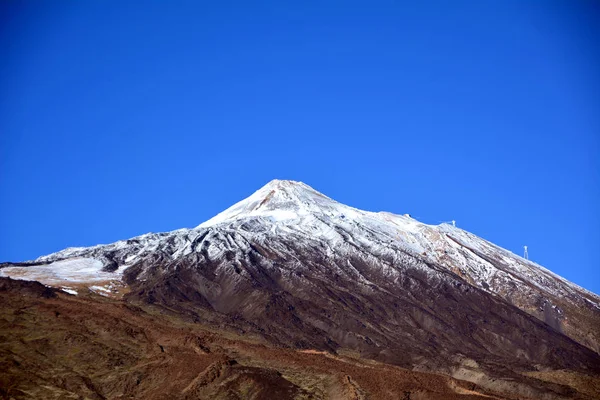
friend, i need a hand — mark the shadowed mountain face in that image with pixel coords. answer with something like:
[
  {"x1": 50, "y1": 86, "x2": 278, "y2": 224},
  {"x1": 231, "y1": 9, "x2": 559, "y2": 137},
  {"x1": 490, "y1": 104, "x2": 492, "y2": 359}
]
[{"x1": 2, "y1": 180, "x2": 600, "y2": 399}]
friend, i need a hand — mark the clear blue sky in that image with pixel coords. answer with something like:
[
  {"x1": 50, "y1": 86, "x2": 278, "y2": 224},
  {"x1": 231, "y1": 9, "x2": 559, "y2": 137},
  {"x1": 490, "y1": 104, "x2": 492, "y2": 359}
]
[{"x1": 1, "y1": 1, "x2": 598, "y2": 294}]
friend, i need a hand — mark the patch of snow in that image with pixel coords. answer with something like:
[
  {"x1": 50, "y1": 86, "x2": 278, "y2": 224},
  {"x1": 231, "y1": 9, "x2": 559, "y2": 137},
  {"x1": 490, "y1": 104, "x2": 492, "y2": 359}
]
[
  {"x1": 0, "y1": 257, "x2": 118, "y2": 286},
  {"x1": 89, "y1": 285, "x2": 112, "y2": 296},
  {"x1": 90, "y1": 285, "x2": 110, "y2": 292},
  {"x1": 61, "y1": 287, "x2": 78, "y2": 295}
]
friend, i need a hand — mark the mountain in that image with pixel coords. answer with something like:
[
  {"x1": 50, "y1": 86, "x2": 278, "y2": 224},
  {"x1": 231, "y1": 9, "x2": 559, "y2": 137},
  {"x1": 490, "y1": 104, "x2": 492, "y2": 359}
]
[{"x1": 1, "y1": 179, "x2": 599, "y2": 399}]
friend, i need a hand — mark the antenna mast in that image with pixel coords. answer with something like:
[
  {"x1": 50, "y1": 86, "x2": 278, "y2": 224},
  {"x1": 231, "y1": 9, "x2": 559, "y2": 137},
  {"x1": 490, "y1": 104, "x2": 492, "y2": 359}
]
[
  {"x1": 452, "y1": 220, "x2": 456, "y2": 227},
  {"x1": 524, "y1": 245, "x2": 528, "y2": 260}
]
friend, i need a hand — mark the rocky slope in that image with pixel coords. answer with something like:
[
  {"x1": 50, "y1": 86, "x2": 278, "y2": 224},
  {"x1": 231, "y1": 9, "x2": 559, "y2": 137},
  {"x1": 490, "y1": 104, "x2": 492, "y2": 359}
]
[
  {"x1": 2, "y1": 179, "x2": 599, "y2": 399},
  {"x1": 2, "y1": 278, "x2": 514, "y2": 400}
]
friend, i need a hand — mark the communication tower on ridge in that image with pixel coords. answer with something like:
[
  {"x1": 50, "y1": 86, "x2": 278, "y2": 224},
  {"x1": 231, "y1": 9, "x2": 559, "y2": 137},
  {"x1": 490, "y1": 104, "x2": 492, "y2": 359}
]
[{"x1": 524, "y1": 245, "x2": 529, "y2": 260}]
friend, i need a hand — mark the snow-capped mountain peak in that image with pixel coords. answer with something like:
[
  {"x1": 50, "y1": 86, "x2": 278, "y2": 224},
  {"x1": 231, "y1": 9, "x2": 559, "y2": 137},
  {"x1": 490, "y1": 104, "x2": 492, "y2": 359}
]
[
  {"x1": 197, "y1": 179, "x2": 340, "y2": 228},
  {"x1": 2, "y1": 179, "x2": 599, "y2": 356}
]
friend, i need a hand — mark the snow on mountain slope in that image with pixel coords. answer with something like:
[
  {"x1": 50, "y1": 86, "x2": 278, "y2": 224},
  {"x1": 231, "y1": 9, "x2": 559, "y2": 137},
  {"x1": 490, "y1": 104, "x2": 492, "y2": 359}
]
[
  {"x1": 0, "y1": 258, "x2": 107, "y2": 283},
  {"x1": 1, "y1": 179, "x2": 599, "y2": 353},
  {"x1": 199, "y1": 180, "x2": 599, "y2": 311}
]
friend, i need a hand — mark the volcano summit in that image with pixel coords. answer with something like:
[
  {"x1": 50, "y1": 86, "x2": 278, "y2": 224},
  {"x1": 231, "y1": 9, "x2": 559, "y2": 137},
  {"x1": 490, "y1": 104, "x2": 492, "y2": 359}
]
[{"x1": 1, "y1": 180, "x2": 599, "y2": 399}]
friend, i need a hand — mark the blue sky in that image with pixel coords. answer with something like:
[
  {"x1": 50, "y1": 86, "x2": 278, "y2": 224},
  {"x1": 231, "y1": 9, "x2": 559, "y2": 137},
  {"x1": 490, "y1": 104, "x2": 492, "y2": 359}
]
[{"x1": 1, "y1": 1, "x2": 599, "y2": 293}]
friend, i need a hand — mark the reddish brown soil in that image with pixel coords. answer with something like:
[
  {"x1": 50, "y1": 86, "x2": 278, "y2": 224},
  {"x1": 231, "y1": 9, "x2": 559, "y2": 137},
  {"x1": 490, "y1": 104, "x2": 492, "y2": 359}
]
[
  {"x1": 0, "y1": 278, "x2": 523, "y2": 399},
  {"x1": 1, "y1": 278, "x2": 598, "y2": 399}
]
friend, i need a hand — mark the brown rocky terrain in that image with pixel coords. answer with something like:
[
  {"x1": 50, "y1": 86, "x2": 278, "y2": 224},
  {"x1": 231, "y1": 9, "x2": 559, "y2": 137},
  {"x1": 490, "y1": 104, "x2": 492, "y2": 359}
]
[
  {"x1": 1, "y1": 278, "x2": 599, "y2": 399},
  {"x1": 0, "y1": 277, "x2": 535, "y2": 400}
]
